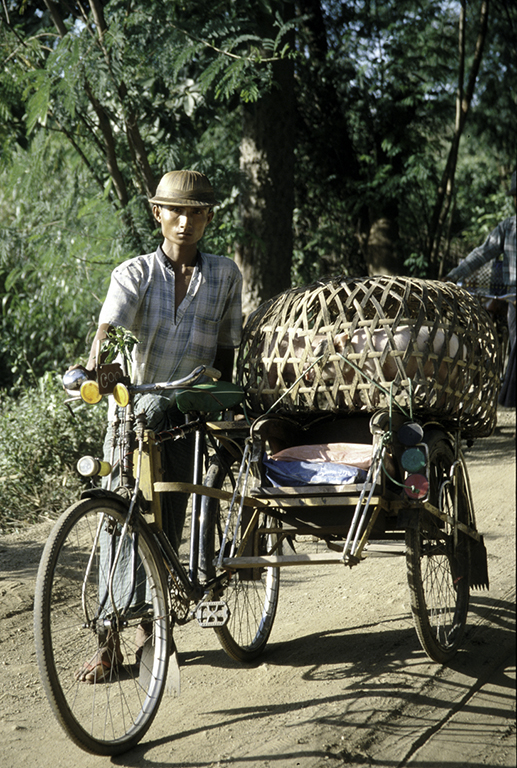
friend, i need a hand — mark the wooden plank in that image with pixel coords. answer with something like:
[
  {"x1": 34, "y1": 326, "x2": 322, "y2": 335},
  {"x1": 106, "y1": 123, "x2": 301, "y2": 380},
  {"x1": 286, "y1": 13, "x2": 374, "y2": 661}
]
[
  {"x1": 250, "y1": 484, "x2": 374, "y2": 498},
  {"x1": 153, "y1": 481, "x2": 268, "y2": 508},
  {"x1": 205, "y1": 421, "x2": 249, "y2": 431},
  {"x1": 422, "y1": 501, "x2": 482, "y2": 542},
  {"x1": 364, "y1": 541, "x2": 406, "y2": 556},
  {"x1": 253, "y1": 495, "x2": 382, "y2": 509},
  {"x1": 222, "y1": 543, "x2": 406, "y2": 568}
]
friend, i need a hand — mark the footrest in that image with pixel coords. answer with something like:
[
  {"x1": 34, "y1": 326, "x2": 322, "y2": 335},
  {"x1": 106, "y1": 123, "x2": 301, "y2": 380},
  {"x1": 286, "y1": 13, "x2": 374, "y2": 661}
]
[{"x1": 195, "y1": 600, "x2": 230, "y2": 628}]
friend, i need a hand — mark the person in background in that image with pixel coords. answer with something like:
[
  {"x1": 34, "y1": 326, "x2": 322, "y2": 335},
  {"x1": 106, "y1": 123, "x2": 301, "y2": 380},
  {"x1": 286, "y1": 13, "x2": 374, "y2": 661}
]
[{"x1": 445, "y1": 171, "x2": 516, "y2": 408}]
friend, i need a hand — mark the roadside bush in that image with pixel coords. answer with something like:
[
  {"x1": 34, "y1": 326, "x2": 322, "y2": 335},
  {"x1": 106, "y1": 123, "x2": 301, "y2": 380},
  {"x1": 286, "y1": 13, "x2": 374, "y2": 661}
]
[{"x1": 0, "y1": 373, "x2": 107, "y2": 532}]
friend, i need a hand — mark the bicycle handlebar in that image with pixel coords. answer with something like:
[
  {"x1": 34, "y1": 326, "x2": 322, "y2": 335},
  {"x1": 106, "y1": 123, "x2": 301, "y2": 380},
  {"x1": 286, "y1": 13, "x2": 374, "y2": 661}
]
[
  {"x1": 129, "y1": 365, "x2": 221, "y2": 394},
  {"x1": 62, "y1": 364, "x2": 221, "y2": 399}
]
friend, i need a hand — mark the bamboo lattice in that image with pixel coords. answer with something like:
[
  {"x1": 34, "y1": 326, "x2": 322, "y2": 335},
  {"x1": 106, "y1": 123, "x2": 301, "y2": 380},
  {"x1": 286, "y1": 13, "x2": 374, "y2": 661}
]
[{"x1": 237, "y1": 276, "x2": 501, "y2": 438}]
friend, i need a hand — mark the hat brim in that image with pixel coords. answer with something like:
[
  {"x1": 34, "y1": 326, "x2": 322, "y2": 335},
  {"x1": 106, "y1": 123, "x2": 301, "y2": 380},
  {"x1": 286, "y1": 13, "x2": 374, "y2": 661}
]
[{"x1": 149, "y1": 195, "x2": 219, "y2": 207}]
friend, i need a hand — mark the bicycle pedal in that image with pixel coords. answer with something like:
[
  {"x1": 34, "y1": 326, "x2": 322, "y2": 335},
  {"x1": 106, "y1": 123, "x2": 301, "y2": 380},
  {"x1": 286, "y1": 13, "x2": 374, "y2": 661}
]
[{"x1": 195, "y1": 600, "x2": 230, "y2": 628}]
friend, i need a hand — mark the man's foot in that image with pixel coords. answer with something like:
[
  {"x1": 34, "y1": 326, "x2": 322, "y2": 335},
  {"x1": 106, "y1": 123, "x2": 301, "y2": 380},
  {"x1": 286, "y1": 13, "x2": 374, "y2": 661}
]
[
  {"x1": 135, "y1": 621, "x2": 153, "y2": 665},
  {"x1": 76, "y1": 632, "x2": 123, "y2": 684}
]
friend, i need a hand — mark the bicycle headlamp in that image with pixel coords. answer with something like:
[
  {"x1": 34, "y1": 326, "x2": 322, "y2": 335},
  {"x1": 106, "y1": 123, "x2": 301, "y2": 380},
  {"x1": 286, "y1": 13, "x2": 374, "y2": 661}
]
[{"x1": 77, "y1": 456, "x2": 112, "y2": 478}]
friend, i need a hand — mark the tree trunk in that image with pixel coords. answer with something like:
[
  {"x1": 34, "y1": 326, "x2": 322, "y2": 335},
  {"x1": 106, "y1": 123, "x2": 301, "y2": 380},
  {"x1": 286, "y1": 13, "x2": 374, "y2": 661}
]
[
  {"x1": 235, "y1": 58, "x2": 295, "y2": 316},
  {"x1": 356, "y1": 203, "x2": 401, "y2": 276},
  {"x1": 428, "y1": 0, "x2": 489, "y2": 274}
]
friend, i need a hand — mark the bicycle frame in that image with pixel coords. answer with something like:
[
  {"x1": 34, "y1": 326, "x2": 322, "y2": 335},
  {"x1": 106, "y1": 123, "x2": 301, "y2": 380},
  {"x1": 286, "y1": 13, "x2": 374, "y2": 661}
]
[{"x1": 69, "y1": 363, "x2": 245, "y2": 629}]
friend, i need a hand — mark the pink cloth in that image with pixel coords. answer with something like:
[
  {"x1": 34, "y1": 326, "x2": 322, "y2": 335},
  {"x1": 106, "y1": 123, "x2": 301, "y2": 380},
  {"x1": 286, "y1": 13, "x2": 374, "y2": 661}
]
[{"x1": 271, "y1": 443, "x2": 372, "y2": 469}]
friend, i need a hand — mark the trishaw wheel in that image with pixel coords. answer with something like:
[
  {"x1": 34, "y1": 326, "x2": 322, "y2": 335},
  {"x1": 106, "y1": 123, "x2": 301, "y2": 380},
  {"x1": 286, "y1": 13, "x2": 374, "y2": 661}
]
[
  {"x1": 34, "y1": 498, "x2": 170, "y2": 755},
  {"x1": 405, "y1": 432, "x2": 470, "y2": 663},
  {"x1": 201, "y1": 454, "x2": 280, "y2": 662}
]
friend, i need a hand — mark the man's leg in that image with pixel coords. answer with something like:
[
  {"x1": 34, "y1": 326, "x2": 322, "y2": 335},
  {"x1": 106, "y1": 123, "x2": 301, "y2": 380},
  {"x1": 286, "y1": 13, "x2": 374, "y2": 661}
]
[
  {"x1": 134, "y1": 394, "x2": 195, "y2": 552},
  {"x1": 79, "y1": 395, "x2": 195, "y2": 681}
]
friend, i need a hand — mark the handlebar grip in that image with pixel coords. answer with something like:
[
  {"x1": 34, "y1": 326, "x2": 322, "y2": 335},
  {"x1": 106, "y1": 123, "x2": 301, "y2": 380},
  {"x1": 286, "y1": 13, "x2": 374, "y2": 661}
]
[{"x1": 204, "y1": 366, "x2": 221, "y2": 380}]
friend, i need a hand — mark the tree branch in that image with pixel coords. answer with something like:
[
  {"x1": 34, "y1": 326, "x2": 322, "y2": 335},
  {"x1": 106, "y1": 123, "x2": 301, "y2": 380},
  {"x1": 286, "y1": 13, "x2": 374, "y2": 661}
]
[
  {"x1": 169, "y1": 22, "x2": 289, "y2": 62},
  {"x1": 42, "y1": 0, "x2": 130, "y2": 207},
  {"x1": 83, "y1": 79, "x2": 129, "y2": 206},
  {"x1": 42, "y1": 0, "x2": 68, "y2": 37},
  {"x1": 86, "y1": 0, "x2": 156, "y2": 196},
  {"x1": 428, "y1": 0, "x2": 490, "y2": 273}
]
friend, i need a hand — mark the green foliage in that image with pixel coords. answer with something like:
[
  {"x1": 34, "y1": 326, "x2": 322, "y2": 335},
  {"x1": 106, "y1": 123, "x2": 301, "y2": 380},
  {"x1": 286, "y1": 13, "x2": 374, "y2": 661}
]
[
  {"x1": 294, "y1": 0, "x2": 515, "y2": 277},
  {"x1": 0, "y1": 0, "x2": 515, "y2": 379},
  {"x1": 0, "y1": 0, "x2": 514, "y2": 539},
  {"x1": 102, "y1": 327, "x2": 139, "y2": 371},
  {"x1": 0, "y1": 133, "x2": 129, "y2": 389},
  {"x1": 465, "y1": 194, "x2": 515, "y2": 243},
  {"x1": 0, "y1": 373, "x2": 107, "y2": 532},
  {"x1": 291, "y1": 198, "x2": 368, "y2": 285}
]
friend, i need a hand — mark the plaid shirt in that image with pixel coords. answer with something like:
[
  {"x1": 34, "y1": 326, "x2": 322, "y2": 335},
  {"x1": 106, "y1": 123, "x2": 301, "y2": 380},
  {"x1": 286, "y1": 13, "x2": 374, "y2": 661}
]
[
  {"x1": 99, "y1": 247, "x2": 242, "y2": 385},
  {"x1": 446, "y1": 215, "x2": 516, "y2": 292}
]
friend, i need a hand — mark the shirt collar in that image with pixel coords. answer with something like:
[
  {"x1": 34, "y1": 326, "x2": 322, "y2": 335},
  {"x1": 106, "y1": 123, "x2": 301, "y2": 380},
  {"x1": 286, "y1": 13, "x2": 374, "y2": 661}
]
[{"x1": 157, "y1": 245, "x2": 204, "y2": 273}]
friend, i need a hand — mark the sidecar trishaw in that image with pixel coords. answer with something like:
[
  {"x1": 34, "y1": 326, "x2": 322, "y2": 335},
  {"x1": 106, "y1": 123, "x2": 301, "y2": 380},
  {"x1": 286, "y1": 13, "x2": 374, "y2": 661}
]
[
  {"x1": 33, "y1": 275, "x2": 501, "y2": 756},
  {"x1": 217, "y1": 275, "x2": 500, "y2": 664}
]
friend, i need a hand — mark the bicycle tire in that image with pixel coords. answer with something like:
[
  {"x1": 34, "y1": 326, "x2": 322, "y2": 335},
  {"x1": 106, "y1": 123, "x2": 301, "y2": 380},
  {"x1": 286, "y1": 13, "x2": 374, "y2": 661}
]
[
  {"x1": 200, "y1": 453, "x2": 280, "y2": 662},
  {"x1": 405, "y1": 431, "x2": 470, "y2": 663},
  {"x1": 34, "y1": 496, "x2": 170, "y2": 755}
]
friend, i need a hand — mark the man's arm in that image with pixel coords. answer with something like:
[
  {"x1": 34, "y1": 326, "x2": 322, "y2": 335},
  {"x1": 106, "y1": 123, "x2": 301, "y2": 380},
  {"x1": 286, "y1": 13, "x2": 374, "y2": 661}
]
[
  {"x1": 65, "y1": 322, "x2": 112, "y2": 377},
  {"x1": 445, "y1": 219, "x2": 507, "y2": 282},
  {"x1": 85, "y1": 323, "x2": 112, "y2": 373}
]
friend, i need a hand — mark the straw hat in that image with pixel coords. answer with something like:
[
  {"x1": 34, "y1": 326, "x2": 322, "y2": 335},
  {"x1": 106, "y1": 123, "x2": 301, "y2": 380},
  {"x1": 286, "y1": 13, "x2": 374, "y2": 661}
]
[{"x1": 149, "y1": 170, "x2": 219, "y2": 206}]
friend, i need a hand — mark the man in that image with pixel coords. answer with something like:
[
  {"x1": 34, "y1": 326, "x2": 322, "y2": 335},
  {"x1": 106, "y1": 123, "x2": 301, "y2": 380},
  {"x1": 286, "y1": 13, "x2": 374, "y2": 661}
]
[
  {"x1": 85, "y1": 170, "x2": 242, "y2": 545},
  {"x1": 76, "y1": 170, "x2": 242, "y2": 681},
  {"x1": 87, "y1": 169, "x2": 241, "y2": 387},
  {"x1": 445, "y1": 171, "x2": 516, "y2": 407}
]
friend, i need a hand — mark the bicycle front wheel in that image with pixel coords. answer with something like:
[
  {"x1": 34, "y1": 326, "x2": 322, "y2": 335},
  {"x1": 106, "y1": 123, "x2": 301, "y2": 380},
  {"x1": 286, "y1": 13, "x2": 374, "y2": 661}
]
[
  {"x1": 34, "y1": 496, "x2": 170, "y2": 756},
  {"x1": 201, "y1": 453, "x2": 280, "y2": 662},
  {"x1": 406, "y1": 432, "x2": 470, "y2": 663}
]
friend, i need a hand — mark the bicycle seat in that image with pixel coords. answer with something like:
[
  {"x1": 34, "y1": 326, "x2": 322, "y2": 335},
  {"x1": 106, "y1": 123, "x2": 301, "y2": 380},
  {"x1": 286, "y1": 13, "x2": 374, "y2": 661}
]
[{"x1": 176, "y1": 381, "x2": 245, "y2": 414}]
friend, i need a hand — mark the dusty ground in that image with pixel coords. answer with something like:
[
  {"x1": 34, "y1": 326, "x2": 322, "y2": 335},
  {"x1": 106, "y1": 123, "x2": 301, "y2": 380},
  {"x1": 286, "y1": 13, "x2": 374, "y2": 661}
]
[{"x1": 0, "y1": 407, "x2": 515, "y2": 768}]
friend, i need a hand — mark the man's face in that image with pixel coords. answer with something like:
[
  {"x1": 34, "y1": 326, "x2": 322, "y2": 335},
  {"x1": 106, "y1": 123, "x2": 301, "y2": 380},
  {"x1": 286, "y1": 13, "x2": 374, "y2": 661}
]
[{"x1": 153, "y1": 205, "x2": 214, "y2": 247}]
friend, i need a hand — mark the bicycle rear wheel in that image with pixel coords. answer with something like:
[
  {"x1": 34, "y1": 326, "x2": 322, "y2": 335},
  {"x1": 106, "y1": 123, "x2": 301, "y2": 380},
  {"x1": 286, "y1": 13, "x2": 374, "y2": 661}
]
[
  {"x1": 200, "y1": 453, "x2": 281, "y2": 662},
  {"x1": 34, "y1": 496, "x2": 170, "y2": 755},
  {"x1": 405, "y1": 432, "x2": 470, "y2": 663}
]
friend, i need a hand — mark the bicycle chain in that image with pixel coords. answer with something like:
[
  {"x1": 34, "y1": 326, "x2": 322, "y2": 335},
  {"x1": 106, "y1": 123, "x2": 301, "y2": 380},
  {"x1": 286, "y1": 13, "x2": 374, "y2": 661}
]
[{"x1": 166, "y1": 565, "x2": 191, "y2": 624}]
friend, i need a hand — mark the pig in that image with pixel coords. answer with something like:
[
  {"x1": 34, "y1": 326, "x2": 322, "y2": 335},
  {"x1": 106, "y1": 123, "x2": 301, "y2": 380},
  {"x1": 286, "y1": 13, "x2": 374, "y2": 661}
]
[
  {"x1": 305, "y1": 325, "x2": 462, "y2": 394},
  {"x1": 260, "y1": 328, "x2": 326, "y2": 389}
]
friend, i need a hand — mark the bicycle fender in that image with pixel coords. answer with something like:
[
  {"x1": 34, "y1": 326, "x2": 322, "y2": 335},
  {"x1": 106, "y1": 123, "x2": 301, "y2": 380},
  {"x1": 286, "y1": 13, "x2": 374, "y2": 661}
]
[{"x1": 80, "y1": 487, "x2": 131, "y2": 507}]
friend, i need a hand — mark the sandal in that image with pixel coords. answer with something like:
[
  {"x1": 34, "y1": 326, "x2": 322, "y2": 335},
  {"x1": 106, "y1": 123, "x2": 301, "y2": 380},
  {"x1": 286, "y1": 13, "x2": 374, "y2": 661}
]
[{"x1": 76, "y1": 632, "x2": 124, "y2": 684}]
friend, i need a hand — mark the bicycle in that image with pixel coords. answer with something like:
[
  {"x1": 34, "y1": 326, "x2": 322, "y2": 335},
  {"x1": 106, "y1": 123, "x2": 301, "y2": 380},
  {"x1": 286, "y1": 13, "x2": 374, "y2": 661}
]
[
  {"x1": 34, "y1": 360, "x2": 488, "y2": 756},
  {"x1": 34, "y1": 362, "x2": 278, "y2": 755}
]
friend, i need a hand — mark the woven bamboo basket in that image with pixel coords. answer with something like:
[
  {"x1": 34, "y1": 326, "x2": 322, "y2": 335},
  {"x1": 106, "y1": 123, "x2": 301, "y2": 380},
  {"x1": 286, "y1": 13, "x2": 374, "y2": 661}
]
[{"x1": 237, "y1": 275, "x2": 501, "y2": 438}]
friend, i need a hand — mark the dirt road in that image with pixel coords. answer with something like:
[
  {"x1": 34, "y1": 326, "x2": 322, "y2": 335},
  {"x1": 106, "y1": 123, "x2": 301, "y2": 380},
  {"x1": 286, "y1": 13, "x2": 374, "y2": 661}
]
[{"x1": 1, "y1": 407, "x2": 515, "y2": 768}]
